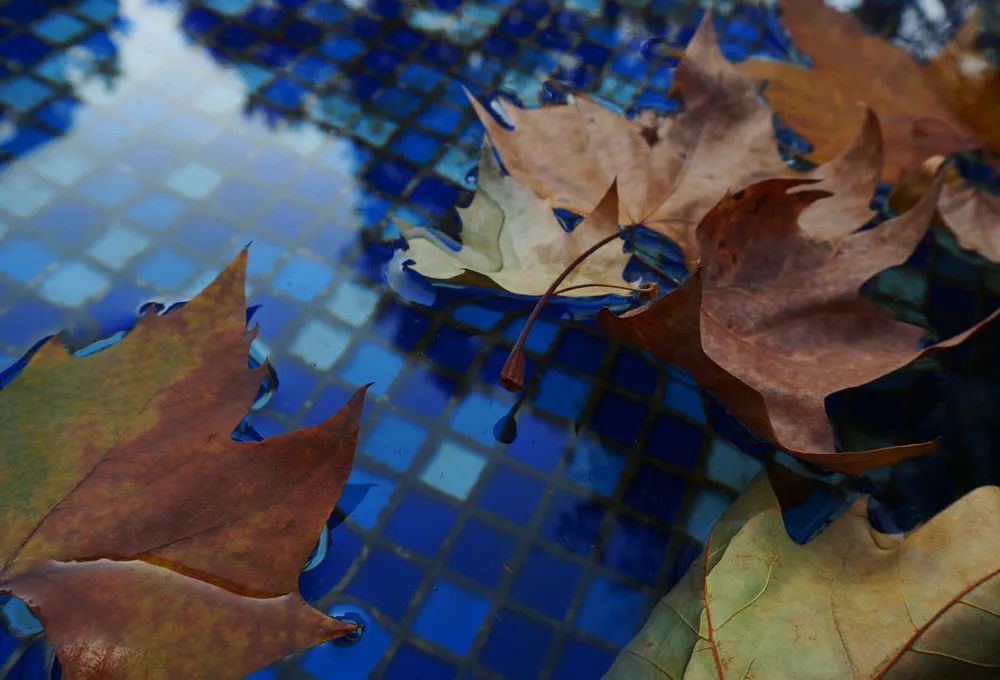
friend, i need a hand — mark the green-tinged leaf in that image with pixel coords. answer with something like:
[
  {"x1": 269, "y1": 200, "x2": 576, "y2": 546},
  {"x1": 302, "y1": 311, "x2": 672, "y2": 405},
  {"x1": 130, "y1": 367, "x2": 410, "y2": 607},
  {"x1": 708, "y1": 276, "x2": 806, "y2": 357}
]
[
  {"x1": 607, "y1": 475, "x2": 1000, "y2": 679},
  {"x1": 0, "y1": 251, "x2": 366, "y2": 680},
  {"x1": 399, "y1": 141, "x2": 632, "y2": 297}
]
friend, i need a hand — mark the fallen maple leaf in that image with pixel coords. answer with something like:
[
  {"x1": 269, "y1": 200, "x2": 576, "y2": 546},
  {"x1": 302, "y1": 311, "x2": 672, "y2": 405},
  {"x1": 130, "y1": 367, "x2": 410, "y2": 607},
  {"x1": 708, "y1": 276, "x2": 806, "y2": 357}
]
[
  {"x1": 400, "y1": 142, "x2": 633, "y2": 297},
  {"x1": 606, "y1": 473, "x2": 1000, "y2": 679},
  {"x1": 0, "y1": 250, "x2": 365, "y2": 680},
  {"x1": 739, "y1": 0, "x2": 988, "y2": 181},
  {"x1": 928, "y1": 9, "x2": 1000, "y2": 159},
  {"x1": 468, "y1": 12, "x2": 883, "y2": 266},
  {"x1": 600, "y1": 171, "x2": 998, "y2": 474},
  {"x1": 891, "y1": 155, "x2": 1000, "y2": 263}
]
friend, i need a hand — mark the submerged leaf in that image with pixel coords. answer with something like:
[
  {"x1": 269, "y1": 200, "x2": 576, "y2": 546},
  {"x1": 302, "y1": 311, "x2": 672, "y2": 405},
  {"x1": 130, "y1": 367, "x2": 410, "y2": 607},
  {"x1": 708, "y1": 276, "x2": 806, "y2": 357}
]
[
  {"x1": 400, "y1": 142, "x2": 632, "y2": 297},
  {"x1": 739, "y1": 0, "x2": 988, "y2": 180},
  {"x1": 0, "y1": 251, "x2": 365, "y2": 679},
  {"x1": 600, "y1": 172, "x2": 998, "y2": 474},
  {"x1": 607, "y1": 474, "x2": 1000, "y2": 679},
  {"x1": 469, "y1": 12, "x2": 882, "y2": 265}
]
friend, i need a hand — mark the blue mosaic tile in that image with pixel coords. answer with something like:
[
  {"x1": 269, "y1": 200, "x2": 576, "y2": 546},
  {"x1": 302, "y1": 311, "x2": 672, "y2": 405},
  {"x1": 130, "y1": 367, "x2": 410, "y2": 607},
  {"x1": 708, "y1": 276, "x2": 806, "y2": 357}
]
[
  {"x1": 299, "y1": 524, "x2": 363, "y2": 602},
  {"x1": 553, "y1": 637, "x2": 615, "y2": 680},
  {"x1": 542, "y1": 490, "x2": 604, "y2": 556},
  {"x1": 272, "y1": 253, "x2": 334, "y2": 301},
  {"x1": 345, "y1": 548, "x2": 421, "y2": 619},
  {"x1": 340, "y1": 342, "x2": 404, "y2": 397},
  {"x1": 1, "y1": 76, "x2": 55, "y2": 113},
  {"x1": 480, "y1": 608, "x2": 554, "y2": 678},
  {"x1": 390, "y1": 364, "x2": 456, "y2": 417},
  {"x1": 383, "y1": 488, "x2": 457, "y2": 556},
  {"x1": 503, "y1": 410, "x2": 567, "y2": 472},
  {"x1": 40, "y1": 261, "x2": 109, "y2": 307},
  {"x1": 590, "y1": 391, "x2": 647, "y2": 445},
  {"x1": 413, "y1": 578, "x2": 490, "y2": 655},
  {"x1": 446, "y1": 517, "x2": 517, "y2": 588},
  {"x1": 135, "y1": 248, "x2": 197, "y2": 290},
  {"x1": 477, "y1": 463, "x2": 544, "y2": 525},
  {"x1": 420, "y1": 440, "x2": 486, "y2": 500},
  {"x1": 607, "y1": 516, "x2": 670, "y2": 584},
  {"x1": 531, "y1": 368, "x2": 591, "y2": 420},
  {"x1": 646, "y1": 413, "x2": 704, "y2": 468},
  {"x1": 511, "y1": 545, "x2": 582, "y2": 619},
  {"x1": 562, "y1": 436, "x2": 626, "y2": 496},
  {"x1": 361, "y1": 411, "x2": 426, "y2": 471},
  {"x1": 576, "y1": 575, "x2": 646, "y2": 646},
  {"x1": 0, "y1": 239, "x2": 55, "y2": 284},
  {"x1": 384, "y1": 644, "x2": 456, "y2": 680}
]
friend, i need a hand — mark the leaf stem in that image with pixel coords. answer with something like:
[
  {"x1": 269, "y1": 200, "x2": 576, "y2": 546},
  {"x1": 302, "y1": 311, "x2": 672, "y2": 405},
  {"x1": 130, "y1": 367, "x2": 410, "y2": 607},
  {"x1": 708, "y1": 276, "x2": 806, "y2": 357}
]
[{"x1": 500, "y1": 224, "x2": 641, "y2": 391}]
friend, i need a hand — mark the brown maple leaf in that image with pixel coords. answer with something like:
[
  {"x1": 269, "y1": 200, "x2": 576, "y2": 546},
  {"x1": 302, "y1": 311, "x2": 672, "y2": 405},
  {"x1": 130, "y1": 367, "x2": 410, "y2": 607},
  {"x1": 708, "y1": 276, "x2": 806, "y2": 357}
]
[
  {"x1": 468, "y1": 12, "x2": 883, "y2": 266},
  {"x1": 0, "y1": 251, "x2": 365, "y2": 679},
  {"x1": 599, "y1": 172, "x2": 999, "y2": 474},
  {"x1": 739, "y1": 0, "x2": 988, "y2": 181},
  {"x1": 891, "y1": 155, "x2": 1000, "y2": 263}
]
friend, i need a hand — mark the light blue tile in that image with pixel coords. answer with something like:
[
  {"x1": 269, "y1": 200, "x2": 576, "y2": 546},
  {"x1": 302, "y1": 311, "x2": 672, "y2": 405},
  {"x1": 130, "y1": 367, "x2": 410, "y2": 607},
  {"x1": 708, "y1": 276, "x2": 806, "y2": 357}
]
[
  {"x1": 343, "y1": 467, "x2": 396, "y2": 529},
  {"x1": 87, "y1": 226, "x2": 150, "y2": 270},
  {"x1": 663, "y1": 380, "x2": 705, "y2": 424},
  {"x1": 361, "y1": 412, "x2": 427, "y2": 472},
  {"x1": 0, "y1": 239, "x2": 55, "y2": 283},
  {"x1": 33, "y1": 12, "x2": 87, "y2": 41},
  {"x1": 40, "y1": 261, "x2": 109, "y2": 307},
  {"x1": 340, "y1": 343, "x2": 404, "y2": 397},
  {"x1": 289, "y1": 319, "x2": 352, "y2": 370},
  {"x1": 0, "y1": 174, "x2": 54, "y2": 217},
  {"x1": 449, "y1": 392, "x2": 511, "y2": 446},
  {"x1": 576, "y1": 576, "x2": 646, "y2": 646},
  {"x1": 136, "y1": 249, "x2": 197, "y2": 290},
  {"x1": 165, "y1": 162, "x2": 222, "y2": 199},
  {"x1": 326, "y1": 280, "x2": 379, "y2": 326},
  {"x1": 31, "y1": 149, "x2": 95, "y2": 186},
  {"x1": 684, "y1": 488, "x2": 732, "y2": 542},
  {"x1": 532, "y1": 368, "x2": 591, "y2": 420},
  {"x1": 272, "y1": 255, "x2": 334, "y2": 301},
  {"x1": 420, "y1": 440, "x2": 486, "y2": 499},
  {"x1": 705, "y1": 438, "x2": 763, "y2": 490},
  {"x1": 0, "y1": 77, "x2": 52, "y2": 112}
]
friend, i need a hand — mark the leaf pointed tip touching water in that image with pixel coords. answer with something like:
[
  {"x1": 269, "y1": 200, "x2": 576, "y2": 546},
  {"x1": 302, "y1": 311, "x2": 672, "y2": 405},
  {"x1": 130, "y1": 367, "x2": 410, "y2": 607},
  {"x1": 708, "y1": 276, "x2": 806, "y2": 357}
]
[{"x1": 0, "y1": 250, "x2": 368, "y2": 680}]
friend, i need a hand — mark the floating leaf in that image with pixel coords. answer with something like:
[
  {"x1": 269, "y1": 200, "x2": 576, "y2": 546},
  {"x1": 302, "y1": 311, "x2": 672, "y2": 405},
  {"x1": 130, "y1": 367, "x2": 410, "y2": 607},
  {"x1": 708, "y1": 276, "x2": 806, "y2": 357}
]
[
  {"x1": 891, "y1": 156, "x2": 1000, "y2": 263},
  {"x1": 739, "y1": 0, "x2": 987, "y2": 180},
  {"x1": 400, "y1": 142, "x2": 632, "y2": 297},
  {"x1": 600, "y1": 172, "x2": 998, "y2": 474},
  {"x1": 0, "y1": 251, "x2": 366, "y2": 680},
  {"x1": 606, "y1": 473, "x2": 1000, "y2": 679},
  {"x1": 469, "y1": 13, "x2": 883, "y2": 265}
]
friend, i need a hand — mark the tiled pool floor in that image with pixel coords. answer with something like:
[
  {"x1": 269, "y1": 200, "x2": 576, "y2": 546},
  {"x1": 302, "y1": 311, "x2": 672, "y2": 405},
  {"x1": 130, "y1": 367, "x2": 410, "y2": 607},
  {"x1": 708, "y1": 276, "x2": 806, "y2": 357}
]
[{"x1": 1, "y1": 1, "x2": 999, "y2": 678}]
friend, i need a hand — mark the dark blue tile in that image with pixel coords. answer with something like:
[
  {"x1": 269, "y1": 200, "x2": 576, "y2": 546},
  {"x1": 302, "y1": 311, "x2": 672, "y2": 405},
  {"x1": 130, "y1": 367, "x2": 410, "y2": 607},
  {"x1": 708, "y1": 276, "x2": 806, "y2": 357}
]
[
  {"x1": 445, "y1": 517, "x2": 517, "y2": 587},
  {"x1": 0, "y1": 34, "x2": 49, "y2": 67},
  {"x1": 611, "y1": 349, "x2": 658, "y2": 397},
  {"x1": 364, "y1": 158, "x2": 417, "y2": 195},
  {"x1": 590, "y1": 392, "x2": 647, "y2": 445},
  {"x1": 625, "y1": 464, "x2": 686, "y2": 524},
  {"x1": 0, "y1": 299, "x2": 60, "y2": 348},
  {"x1": 413, "y1": 577, "x2": 490, "y2": 655},
  {"x1": 247, "y1": 293, "x2": 300, "y2": 336},
  {"x1": 264, "y1": 77, "x2": 308, "y2": 108},
  {"x1": 417, "y1": 104, "x2": 463, "y2": 135},
  {"x1": 344, "y1": 548, "x2": 422, "y2": 619},
  {"x1": 409, "y1": 177, "x2": 460, "y2": 216},
  {"x1": 393, "y1": 130, "x2": 439, "y2": 164},
  {"x1": 646, "y1": 414, "x2": 704, "y2": 468},
  {"x1": 389, "y1": 26, "x2": 424, "y2": 52},
  {"x1": 383, "y1": 489, "x2": 458, "y2": 556},
  {"x1": 371, "y1": 300, "x2": 432, "y2": 350},
  {"x1": 504, "y1": 411, "x2": 566, "y2": 471},
  {"x1": 423, "y1": 40, "x2": 462, "y2": 66},
  {"x1": 373, "y1": 87, "x2": 422, "y2": 117},
  {"x1": 510, "y1": 545, "x2": 582, "y2": 619},
  {"x1": 477, "y1": 464, "x2": 544, "y2": 526},
  {"x1": 269, "y1": 358, "x2": 318, "y2": 415},
  {"x1": 553, "y1": 328, "x2": 608, "y2": 372},
  {"x1": 364, "y1": 48, "x2": 403, "y2": 73},
  {"x1": 541, "y1": 490, "x2": 604, "y2": 556},
  {"x1": 304, "y1": 384, "x2": 354, "y2": 426},
  {"x1": 390, "y1": 365, "x2": 456, "y2": 417},
  {"x1": 480, "y1": 608, "x2": 554, "y2": 678},
  {"x1": 33, "y1": 199, "x2": 97, "y2": 243},
  {"x1": 606, "y1": 517, "x2": 670, "y2": 584},
  {"x1": 553, "y1": 638, "x2": 615, "y2": 680},
  {"x1": 425, "y1": 324, "x2": 480, "y2": 372},
  {"x1": 385, "y1": 644, "x2": 456, "y2": 680}
]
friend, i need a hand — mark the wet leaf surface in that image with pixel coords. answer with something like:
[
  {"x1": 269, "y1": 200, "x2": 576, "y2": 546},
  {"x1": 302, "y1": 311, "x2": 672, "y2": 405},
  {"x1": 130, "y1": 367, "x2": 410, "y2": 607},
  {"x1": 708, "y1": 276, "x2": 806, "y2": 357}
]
[
  {"x1": 0, "y1": 251, "x2": 365, "y2": 680},
  {"x1": 606, "y1": 473, "x2": 1000, "y2": 679},
  {"x1": 600, "y1": 172, "x2": 998, "y2": 474}
]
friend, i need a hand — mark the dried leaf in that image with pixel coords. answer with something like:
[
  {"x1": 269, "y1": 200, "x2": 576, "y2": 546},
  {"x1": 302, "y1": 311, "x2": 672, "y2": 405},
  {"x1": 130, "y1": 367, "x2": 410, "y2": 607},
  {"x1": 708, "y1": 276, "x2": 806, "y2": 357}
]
[
  {"x1": 0, "y1": 251, "x2": 365, "y2": 680},
  {"x1": 469, "y1": 13, "x2": 882, "y2": 266},
  {"x1": 929, "y1": 9, "x2": 1000, "y2": 157},
  {"x1": 400, "y1": 142, "x2": 630, "y2": 296},
  {"x1": 739, "y1": 0, "x2": 984, "y2": 180},
  {"x1": 606, "y1": 474, "x2": 1000, "y2": 679},
  {"x1": 600, "y1": 172, "x2": 998, "y2": 474},
  {"x1": 891, "y1": 156, "x2": 1000, "y2": 263}
]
